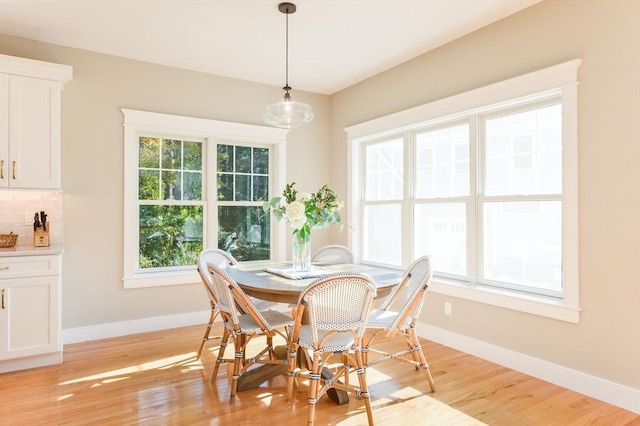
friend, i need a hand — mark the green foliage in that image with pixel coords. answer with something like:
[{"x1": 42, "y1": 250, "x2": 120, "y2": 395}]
[{"x1": 263, "y1": 182, "x2": 343, "y2": 242}]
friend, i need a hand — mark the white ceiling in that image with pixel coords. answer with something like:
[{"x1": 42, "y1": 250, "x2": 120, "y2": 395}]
[{"x1": 0, "y1": 0, "x2": 541, "y2": 95}]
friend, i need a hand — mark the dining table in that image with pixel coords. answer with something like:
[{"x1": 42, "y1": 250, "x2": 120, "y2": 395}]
[{"x1": 222, "y1": 260, "x2": 403, "y2": 402}]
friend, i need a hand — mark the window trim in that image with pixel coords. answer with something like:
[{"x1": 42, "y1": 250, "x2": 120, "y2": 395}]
[
  {"x1": 346, "y1": 60, "x2": 581, "y2": 323},
  {"x1": 122, "y1": 109, "x2": 288, "y2": 288}
]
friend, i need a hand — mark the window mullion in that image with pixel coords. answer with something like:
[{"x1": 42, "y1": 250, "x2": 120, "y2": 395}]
[{"x1": 469, "y1": 115, "x2": 480, "y2": 284}]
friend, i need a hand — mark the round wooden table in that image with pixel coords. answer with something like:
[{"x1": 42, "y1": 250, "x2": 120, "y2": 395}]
[{"x1": 226, "y1": 260, "x2": 402, "y2": 305}]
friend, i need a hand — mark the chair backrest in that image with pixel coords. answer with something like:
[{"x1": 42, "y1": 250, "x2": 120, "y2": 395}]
[
  {"x1": 206, "y1": 263, "x2": 273, "y2": 331},
  {"x1": 297, "y1": 273, "x2": 377, "y2": 344},
  {"x1": 311, "y1": 245, "x2": 354, "y2": 264},
  {"x1": 197, "y1": 249, "x2": 239, "y2": 302},
  {"x1": 378, "y1": 255, "x2": 433, "y2": 327}
]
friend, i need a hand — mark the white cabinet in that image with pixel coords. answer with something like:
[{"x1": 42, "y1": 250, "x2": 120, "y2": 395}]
[
  {"x1": 0, "y1": 55, "x2": 72, "y2": 189},
  {"x1": 0, "y1": 254, "x2": 62, "y2": 372}
]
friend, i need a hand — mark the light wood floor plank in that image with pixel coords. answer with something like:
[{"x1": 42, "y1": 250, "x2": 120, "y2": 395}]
[{"x1": 1, "y1": 324, "x2": 638, "y2": 425}]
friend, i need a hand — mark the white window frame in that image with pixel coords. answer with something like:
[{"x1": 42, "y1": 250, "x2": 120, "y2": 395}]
[
  {"x1": 122, "y1": 109, "x2": 288, "y2": 288},
  {"x1": 346, "y1": 60, "x2": 581, "y2": 323}
]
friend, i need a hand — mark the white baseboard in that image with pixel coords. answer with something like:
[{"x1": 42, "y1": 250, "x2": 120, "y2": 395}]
[
  {"x1": 418, "y1": 322, "x2": 640, "y2": 414},
  {"x1": 61, "y1": 312, "x2": 639, "y2": 414},
  {"x1": 62, "y1": 310, "x2": 210, "y2": 344}
]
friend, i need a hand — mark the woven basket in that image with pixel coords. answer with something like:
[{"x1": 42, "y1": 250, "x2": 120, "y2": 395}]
[{"x1": 0, "y1": 234, "x2": 18, "y2": 248}]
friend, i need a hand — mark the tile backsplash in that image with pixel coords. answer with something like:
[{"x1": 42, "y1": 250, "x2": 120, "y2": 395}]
[{"x1": 0, "y1": 190, "x2": 63, "y2": 247}]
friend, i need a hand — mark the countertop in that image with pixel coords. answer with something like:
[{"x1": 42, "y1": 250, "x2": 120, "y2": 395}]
[{"x1": 0, "y1": 244, "x2": 63, "y2": 257}]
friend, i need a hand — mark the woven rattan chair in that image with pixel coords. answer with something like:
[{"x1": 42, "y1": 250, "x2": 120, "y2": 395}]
[
  {"x1": 206, "y1": 263, "x2": 293, "y2": 398},
  {"x1": 362, "y1": 255, "x2": 436, "y2": 392},
  {"x1": 311, "y1": 245, "x2": 354, "y2": 264},
  {"x1": 287, "y1": 273, "x2": 377, "y2": 426},
  {"x1": 196, "y1": 249, "x2": 238, "y2": 359},
  {"x1": 196, "y1": 248, "x2": 280, "y2": 359}
]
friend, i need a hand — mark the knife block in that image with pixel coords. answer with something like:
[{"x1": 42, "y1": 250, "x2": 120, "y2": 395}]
[{"x1": 34, "y1": 224, "x2": 50, "y2": 247}]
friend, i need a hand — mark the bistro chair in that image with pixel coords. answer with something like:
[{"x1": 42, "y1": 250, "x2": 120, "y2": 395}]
[
  {"x1": 196, "y1": 248, "x2": 279, "y2": 359},
  {"x1": 206, "y1": 263, "x2": 294, "y2": 398},
  {"x1": 311, "y1": 245, "x2": 354, "y2": 264},
  {"x1": 287, "y1": 273, "x2": 377, "y2": 426},
  {"x1": 362, "y1": 255, "x2": 436, "y2": 392}
]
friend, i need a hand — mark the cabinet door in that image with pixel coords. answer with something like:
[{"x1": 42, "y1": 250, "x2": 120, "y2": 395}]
[
  {"x1": 0, "y1": 275, "x2": 60, "y2": 360},
  {"x1": 0, "y1": 73, "x2": 8, "y2": 188},
  {"x1": 8, "y1": 75, "x2": 61, "y2": 189}
]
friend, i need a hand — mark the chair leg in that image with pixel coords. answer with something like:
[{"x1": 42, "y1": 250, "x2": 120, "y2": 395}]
[
  {"x1": 230, "y1": 333, "x2": 246, "y2": 398},
  {"x1": 287, "y1": 343, "x2": 298, "y2": 401},
  {"x1": 409, "y1": 327, "x2": 435, "y2": 392},
  {"x1": 197, "y1": 307, "x2": 219, "y2": 360},
  {"x1": 308, "y1": 351, "x2": 321, "y2": 426},
  {"x1": 211, "y1": 327, "x2": 230, "y2": 382},
  {"x1": 354, "y1": 349, "x2": 374, "y2": 426}
]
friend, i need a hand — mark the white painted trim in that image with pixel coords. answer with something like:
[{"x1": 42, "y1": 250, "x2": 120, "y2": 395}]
[
  {"x1": 62, "y1": 310, "x2": 210, "y2": 344},
  {"x1": 121, "y1": 109, "x2": 289, "y2": 288},
  {"x1": 345, "y1": 59, "x2": 582, "y2": 140},
  {"x1": 0, "y1": 54, "x2": 73, "y2": 88},
  {"x1": 418, "y1": 322, "x2": 640, "y2": 414},
  {"x1": 0, "y1": 351, "x2": 62, "y2": 373}
]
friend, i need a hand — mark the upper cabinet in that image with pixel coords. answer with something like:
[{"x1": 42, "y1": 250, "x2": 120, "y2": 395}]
[{"x1": 0, "y1": 55, "x2": 72, "y2": 189}]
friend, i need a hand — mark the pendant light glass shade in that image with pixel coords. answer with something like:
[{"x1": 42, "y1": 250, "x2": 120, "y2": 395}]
[
  {"x1": 263, "y1": 91, "x2": 314, "y2": 128},
  {"x1": 264, "y1": 3, "x2": 313, "y2": 129}
]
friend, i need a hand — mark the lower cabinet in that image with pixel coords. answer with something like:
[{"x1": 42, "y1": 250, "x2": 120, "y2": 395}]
[{"x1": 0, "y1": 254, "x2": 62, "y2": 372}]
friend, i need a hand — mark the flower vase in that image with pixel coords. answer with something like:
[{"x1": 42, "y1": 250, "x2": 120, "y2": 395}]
[{"x1": 292, "y1": 233, "x2": 312, "y2": 272}]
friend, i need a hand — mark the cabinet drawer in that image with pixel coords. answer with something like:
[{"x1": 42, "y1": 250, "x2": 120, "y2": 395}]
[{"x1": 0, "y1": 255, "x2": 60, "y2": 279}]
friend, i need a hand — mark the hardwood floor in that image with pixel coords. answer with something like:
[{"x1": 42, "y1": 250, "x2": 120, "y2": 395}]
[{"x1": 1, "y1": 324, "x2": 638, "y2": 425}]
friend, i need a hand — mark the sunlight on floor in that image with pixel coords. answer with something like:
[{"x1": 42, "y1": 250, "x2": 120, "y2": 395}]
[{"x1": 59, "y1": 352, "x2": 200, "y2": 385}]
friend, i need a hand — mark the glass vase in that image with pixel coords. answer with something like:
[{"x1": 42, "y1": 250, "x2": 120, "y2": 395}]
[{"x1": 292, "y1": 233, "x2": 312, "y2": 272}]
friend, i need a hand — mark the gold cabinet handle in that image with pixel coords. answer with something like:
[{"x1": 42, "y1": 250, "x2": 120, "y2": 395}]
[
  {"x1": 12, "y1": 160, "x2": 16, "y2": 180},
  {"x1": 0, "y1": 266, "x2": 9, "y2": 270},
  {"x1": 0, "y1": 160, "x2": 4, "y2": 179},
  {"x1": 1, "y1": 289, "x2": 5, "y2": 309}
]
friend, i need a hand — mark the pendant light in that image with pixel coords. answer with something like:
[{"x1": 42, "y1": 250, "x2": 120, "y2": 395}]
[{"x1": 263, "y1": 2, "x2": 314, "y2": 128}]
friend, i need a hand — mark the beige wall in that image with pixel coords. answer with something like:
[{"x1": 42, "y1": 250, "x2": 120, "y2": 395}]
[
  {"x1": 0, "y1": 35, "x2": 332, "y2": 327},
  {"x1": 330, "y1": 1, "x2": 640, "y2": 389},
  {"x1": 1, "y1": 0, "x2": 638, "y2": 393}
]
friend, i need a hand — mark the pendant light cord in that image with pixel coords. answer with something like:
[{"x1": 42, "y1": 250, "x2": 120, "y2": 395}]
[{"x1": 284, "y1": 8, "x2": 290, "y2": 91}]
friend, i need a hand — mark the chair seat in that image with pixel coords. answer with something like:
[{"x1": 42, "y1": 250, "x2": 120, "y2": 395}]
[
  {"x1": 297, "y1": 325, "x2": 356, "y2": 352},
  {"x1": 224, "y1": 309, "x2": 293, "y2": 334},
  {"x1": 367, "y1": 309, "x2": 411, "y2": 329}
]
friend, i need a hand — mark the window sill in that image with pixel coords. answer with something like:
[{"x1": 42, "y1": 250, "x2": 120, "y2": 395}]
[
  {"x1": 429, "y1": 278, "x2": 581, "y2": 323},
  {"x1": 123, "y1": 270, "x2": 200, "y2": 289}
]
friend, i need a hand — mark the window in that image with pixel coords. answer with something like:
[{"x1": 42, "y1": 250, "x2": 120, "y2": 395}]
[
  {"x1": 346, "y1": 60, "x2": 581, "y2": 322},
  {"x1": 122, "y1": 110, "x2": 288, "y2": 288}
]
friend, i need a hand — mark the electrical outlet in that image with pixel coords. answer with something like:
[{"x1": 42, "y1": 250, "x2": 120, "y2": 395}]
[
  {"x1": 24, "y1": 212, "x2": 33, "y2": 225},
  {"x1": 444, "y1": 302, "x2": 452, "y2": 316}
]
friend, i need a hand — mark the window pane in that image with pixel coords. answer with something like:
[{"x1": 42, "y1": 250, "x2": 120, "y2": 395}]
[
  {"x1": 253, "y1": 148, "x2": 269, "y2": 174},
  {"x1": 162, "y1": 171, "x2": 182, "y2": 200},
  {"x1": 414, "y1": 203, "x2": 467, "y2": 276},
  {"x1": 415, "y1": 124, "x2": 469, "y2": 198},
  {"x1": 365, "y1": 138, "x2": 403, "y2": 201},
  {"x1": 183, "y1": 171, "x2": 202, "y2": 200},
  {"x1": 139, "y1": 137, "x2": 160, "y2": 168},
  {"x1": 218, "y1": 173, "x2": 233, "y2": 201},
  {"x1": 139, "y1": 205, "x2": 203, "y2": 269},
  {"x1": 218, "y1": 206, "x2": 270, "y2": 261},
  {"x1": 363, "y1": 204, "x2": 401, "y2": 265},
  {"x1": 235, "y1": 146, "x2": 252, "y2": 173},
  {"x1": 183, "y1": 140, "x2": 202, "y2": 171},
  {"x1": 162, "y1": 139, "x2": 182, "y2": 170},
  {"x1": 235, "y1": 175, "x2": 250, "y2": 201},
  {"x1": 484, "y1": 104, "x2": 562, "y2": 196},
  {"x1": 139, "y1": 170, "x2": 159, "y2": 200},
  {"x1": 253, "y1": 175, "x2": 268, "y2": 201},
  {"x1": 483, "y1": 201, "x2": 562, "y2": 292},
  {"x1": 217, "y1": 144, "x2": 234, "y2": 173}
]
